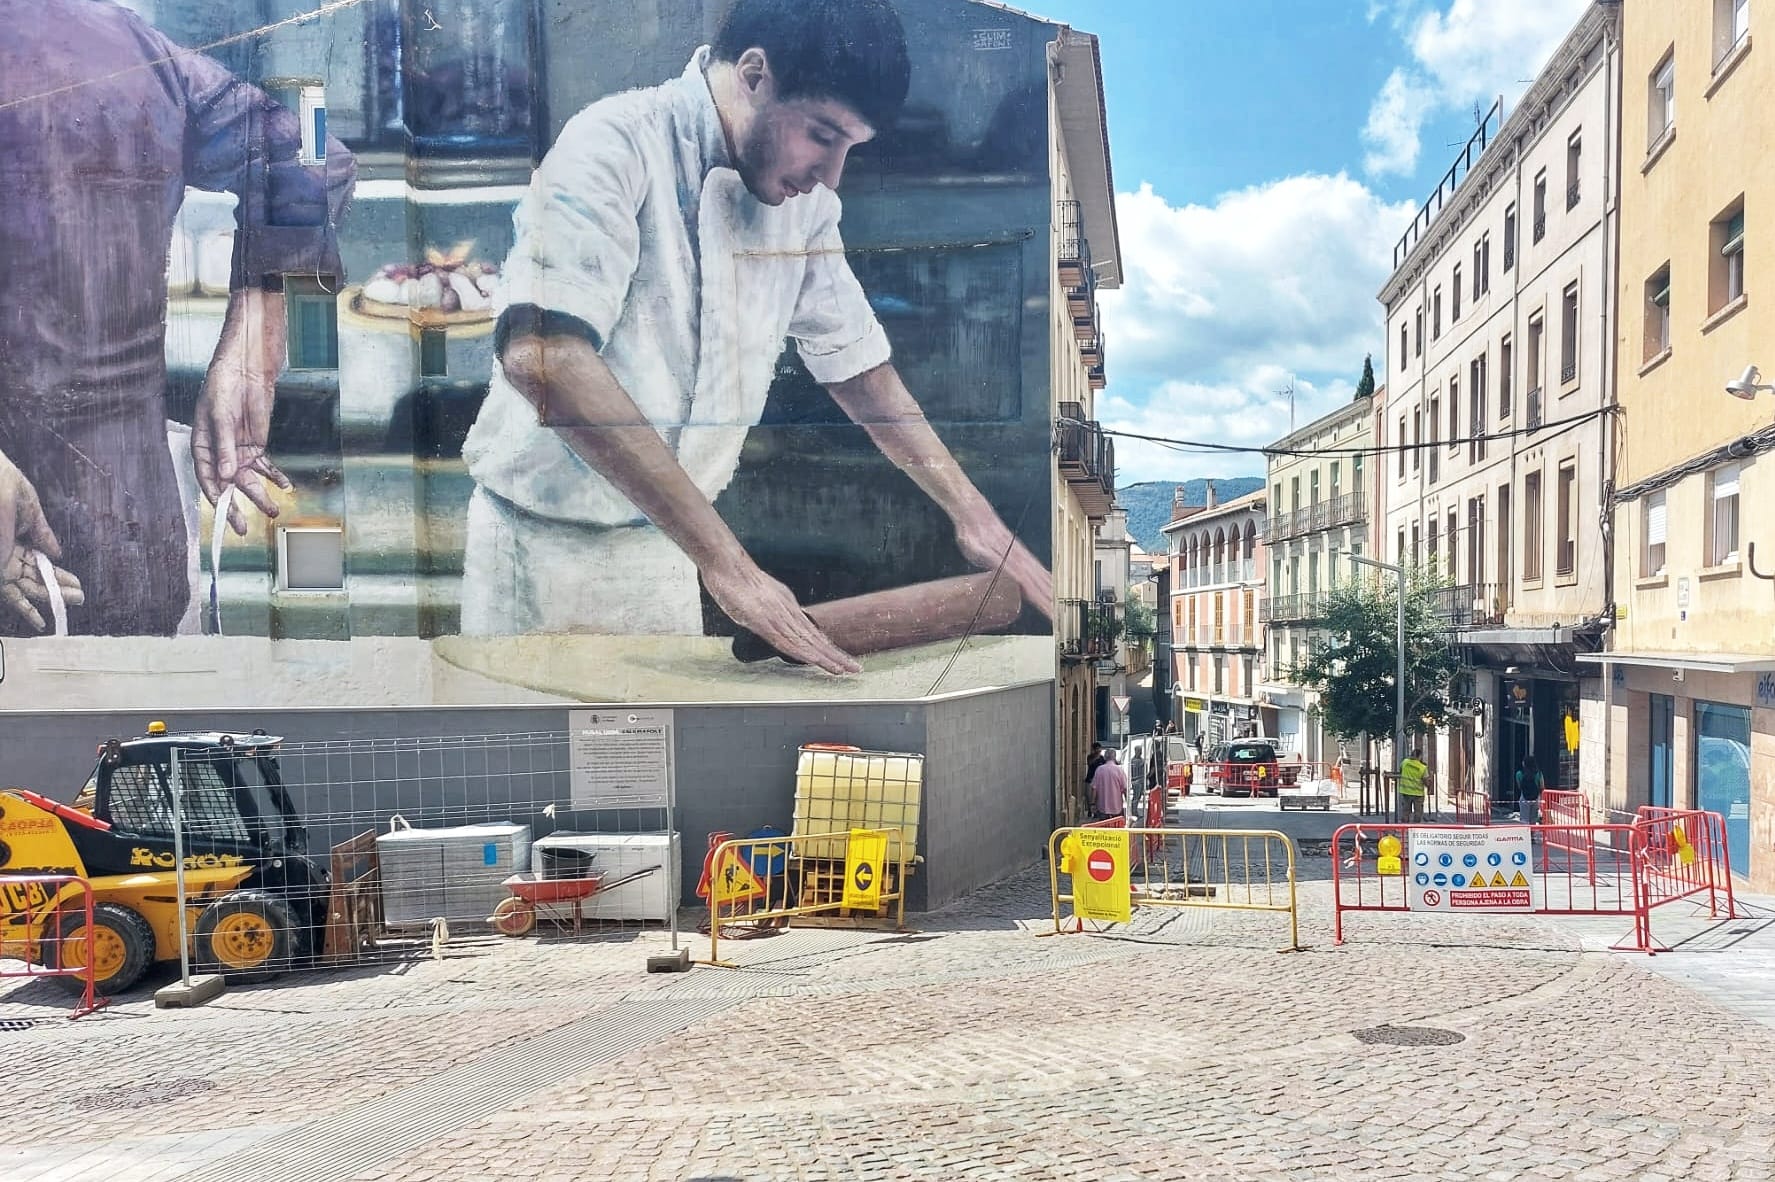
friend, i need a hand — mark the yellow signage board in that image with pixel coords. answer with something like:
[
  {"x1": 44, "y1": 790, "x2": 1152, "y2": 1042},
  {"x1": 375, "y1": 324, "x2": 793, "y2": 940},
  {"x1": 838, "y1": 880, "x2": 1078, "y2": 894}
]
[
  {"x1": 1184, "y1": 697, "x2": 1208, "y2": 713},
  {"x1": 1072, "y1": 828, "x2": 1132, "y2": 924},
  {"x1": 712, "y1": 849, "x2": 766, "y2": 906},
  {"x1": 842, "y1": 828, "x2": 889, "y2": 911}
]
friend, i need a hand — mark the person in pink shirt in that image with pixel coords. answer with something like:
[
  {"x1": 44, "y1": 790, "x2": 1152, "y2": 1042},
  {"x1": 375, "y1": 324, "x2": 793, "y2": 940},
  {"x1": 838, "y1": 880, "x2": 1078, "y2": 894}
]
[{"x1": 1091, "y1": 749, "x2": 1130, "y2": 821}]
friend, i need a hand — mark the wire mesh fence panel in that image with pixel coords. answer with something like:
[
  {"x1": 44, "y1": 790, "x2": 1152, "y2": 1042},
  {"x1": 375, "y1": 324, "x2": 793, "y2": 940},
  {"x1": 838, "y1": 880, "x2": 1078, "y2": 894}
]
[{"x1": 163, "y1": 730, "x2": 683, "y2": 986}]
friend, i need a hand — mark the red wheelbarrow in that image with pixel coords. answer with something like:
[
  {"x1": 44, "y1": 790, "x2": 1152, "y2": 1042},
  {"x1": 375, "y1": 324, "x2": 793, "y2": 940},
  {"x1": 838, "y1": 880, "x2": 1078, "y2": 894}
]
[{"x1": 490, "y1": 865, "x2": 662, "y2": 936}]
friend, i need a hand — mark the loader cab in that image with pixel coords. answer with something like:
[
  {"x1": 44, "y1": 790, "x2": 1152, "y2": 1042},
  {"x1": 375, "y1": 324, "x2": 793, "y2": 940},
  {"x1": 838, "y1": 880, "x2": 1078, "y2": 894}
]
[{"x1": 90, "y1": 728, "x2": 306, "y2": 863}]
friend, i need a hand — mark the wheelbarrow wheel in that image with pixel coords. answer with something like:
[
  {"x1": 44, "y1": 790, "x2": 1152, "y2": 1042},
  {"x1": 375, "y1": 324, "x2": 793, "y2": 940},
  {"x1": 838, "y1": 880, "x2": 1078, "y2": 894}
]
[{"x1": 491, "y1": 896, "x2": 536, "y2": 937}]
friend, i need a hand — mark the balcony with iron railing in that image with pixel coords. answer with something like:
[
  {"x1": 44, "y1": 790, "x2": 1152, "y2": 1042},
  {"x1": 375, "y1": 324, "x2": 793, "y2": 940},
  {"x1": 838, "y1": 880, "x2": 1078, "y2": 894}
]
[
  {"x1": 1533, "y1": 214, "x2": 1546, "y2": 243},
  {"x1": 1057, "y1": 403, "x2": 1115, "y2": 519},
  {"x1": 1432, "y1": 582, "x2": 1507, "y2": 630},
  {"x1": 1065, "y1": 268, "x2": 1096, "y2": 321},
  {"x1": 1058, "y1": 597, "x2": 1119, "y2": 661},
  {"x1": 1266, "y1": 492, "x2": 1366, "y2": 543},
  {"x1": 1567, "y1": 181, "x2": 1580, "y2": 210},
  {"x1": 1561, "y1": 359, "x2": 1577, "y2": 385},
  {"x1": 1057, "y1": 199, "x2": 1091, "y2": 289},
  {"x1": 1268, "y1": 590, "x2": 1330, "y2": 624},
  {"x1": 1527, "y1": 387, "x2": 1543, "y2": 431},
  {"x1": 1333, "y1": 490, "x2": 1367, "y2": 526}
]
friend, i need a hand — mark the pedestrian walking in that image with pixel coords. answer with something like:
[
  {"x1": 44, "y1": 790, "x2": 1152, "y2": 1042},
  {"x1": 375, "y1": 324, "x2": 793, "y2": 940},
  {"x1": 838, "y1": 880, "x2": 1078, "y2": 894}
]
[
  {"x1": 1515, "y1": 756, "x2": 1545, "y2": 825},
  {"x1": 1397, "y1": 744, "x2": 1430, "y2": 824},
  {"x1": 1126, "y1": 742, "x2": 1148, "y2": 816},
  {"x1": 1090, "y1": 749, "x2": 1130, "y2": 821}
]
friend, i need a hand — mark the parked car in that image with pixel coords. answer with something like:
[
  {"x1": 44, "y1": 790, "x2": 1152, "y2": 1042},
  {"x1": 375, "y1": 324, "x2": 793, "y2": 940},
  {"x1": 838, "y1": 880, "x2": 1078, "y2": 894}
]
[{"x1": 1201, "y1": 740, "x2": 1282, "y2": 798}]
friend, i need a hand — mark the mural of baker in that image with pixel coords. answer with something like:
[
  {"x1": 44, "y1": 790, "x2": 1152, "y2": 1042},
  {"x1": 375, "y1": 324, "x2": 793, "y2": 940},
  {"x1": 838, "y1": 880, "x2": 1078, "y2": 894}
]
[
  {"x1": 0, "y1": 0, "x2": 354, "y2": 637},
  {"x1": 460, "y1": 0, "x2": 1053, "y2": 673}
]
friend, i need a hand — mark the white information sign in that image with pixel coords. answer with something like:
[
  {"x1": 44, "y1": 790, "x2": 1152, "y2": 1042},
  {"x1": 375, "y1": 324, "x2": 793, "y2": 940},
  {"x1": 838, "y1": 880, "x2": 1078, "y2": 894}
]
[
  {"x1": 569, "y1": 708, "x2": 674, "y2": 809},
  {"x1": 1407, "y1": 827, "x2": 1536, "y2": 913}
]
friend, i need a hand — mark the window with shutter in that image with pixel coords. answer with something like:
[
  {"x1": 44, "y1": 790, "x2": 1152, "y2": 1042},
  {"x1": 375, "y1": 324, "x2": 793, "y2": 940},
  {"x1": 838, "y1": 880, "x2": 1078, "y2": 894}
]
[
  {"x1": 1643, "y1": 491, "x2": 1667, "y2": 577},
  {"x1": 1710, "y1": 465, "x2": 1741, "y2": 565}
]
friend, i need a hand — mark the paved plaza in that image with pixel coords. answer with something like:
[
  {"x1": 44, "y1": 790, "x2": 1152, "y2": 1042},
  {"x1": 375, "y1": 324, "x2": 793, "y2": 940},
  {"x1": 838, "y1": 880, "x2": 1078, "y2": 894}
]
[{"x1": 5, "y1": 846, "x2": 1775, "y2": 1182}]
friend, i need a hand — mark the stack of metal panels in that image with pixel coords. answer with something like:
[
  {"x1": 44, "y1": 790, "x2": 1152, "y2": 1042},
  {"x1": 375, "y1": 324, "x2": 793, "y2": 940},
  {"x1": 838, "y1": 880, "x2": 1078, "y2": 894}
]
[{"x1": 377, "y1": 821, "x2": 532, "y2": 927}]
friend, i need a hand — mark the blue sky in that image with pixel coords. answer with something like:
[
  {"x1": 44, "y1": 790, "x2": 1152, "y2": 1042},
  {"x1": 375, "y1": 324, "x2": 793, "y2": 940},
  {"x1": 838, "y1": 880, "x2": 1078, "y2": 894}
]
[{"x1": 1026, "y1": 0, "x2": 1592, "y2": 482}]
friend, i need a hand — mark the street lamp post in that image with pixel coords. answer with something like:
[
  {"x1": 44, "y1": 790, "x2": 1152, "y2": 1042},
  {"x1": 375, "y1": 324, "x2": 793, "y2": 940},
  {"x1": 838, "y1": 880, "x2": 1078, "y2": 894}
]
[{"x1": 1350, "y1": 555, "x2": 1406, "y2": 816}]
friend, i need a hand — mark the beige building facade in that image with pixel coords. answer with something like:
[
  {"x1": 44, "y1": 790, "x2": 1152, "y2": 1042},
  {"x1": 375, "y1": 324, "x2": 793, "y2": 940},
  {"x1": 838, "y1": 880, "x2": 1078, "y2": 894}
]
[
  {"x1": 1165, "y1": 487, "x2": 1267, "y2": 749},
  {"x1": 1261, "y1": 393, "x2": 1376, "y2": 763},
  {"x1": 1377, "y1": 3, "x2": 1620, "y2": 808},
  {"x1": 1591, "y1": 0, "x2": 1770, "y2": 890},
  {"x1": 1049, "y1": 29, "x2": 1121, "y2": 824}
]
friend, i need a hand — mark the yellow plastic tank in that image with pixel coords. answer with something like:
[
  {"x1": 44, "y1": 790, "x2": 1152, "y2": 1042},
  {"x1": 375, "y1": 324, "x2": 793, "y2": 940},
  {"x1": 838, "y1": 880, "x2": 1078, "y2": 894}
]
[{"x1": 791, "y1": 746, "x2": 923, "y2": 861}]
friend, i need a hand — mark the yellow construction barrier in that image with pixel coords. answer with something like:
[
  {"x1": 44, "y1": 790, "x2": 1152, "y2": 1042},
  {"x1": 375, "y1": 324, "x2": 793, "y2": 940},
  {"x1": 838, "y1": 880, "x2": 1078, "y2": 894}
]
[
  {"x1": 1048, "y1": 826, "x2": 1301, "y2": 951},
  {"x1": 704, "y1": 827, "x2": 910, "y2": 967}
]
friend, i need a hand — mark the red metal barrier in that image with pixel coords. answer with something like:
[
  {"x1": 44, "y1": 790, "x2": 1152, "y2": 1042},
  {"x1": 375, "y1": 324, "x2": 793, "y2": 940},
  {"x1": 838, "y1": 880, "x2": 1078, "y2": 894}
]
[
  {"x1": 1633, "y1": 807, "x2": 1738, "y2": 931},
  {"x1": 0, "y1": 873, "x2": 104, "y2": 1018},
  {"x1": 1195, "y1": 761, "x2": 1283, "y2": 798},
  {"x1": 1333, "y1": 810, "x2": 1743, "y2": 953},
  {"x1": 1450, "y1": 788, "x2": 1491, "y2": 824},
  {"x1": 1332, "y1": 822, "x2": 1650, "y2": 951},
  {"x1": 1539, "y1": 790, "x2": 1598, "y2": 884}
]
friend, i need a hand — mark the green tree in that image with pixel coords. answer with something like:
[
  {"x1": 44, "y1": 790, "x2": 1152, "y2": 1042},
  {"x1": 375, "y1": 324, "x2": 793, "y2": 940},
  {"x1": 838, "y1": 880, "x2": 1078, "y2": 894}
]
[
  {"x1": 1294, "y1": 567, "x2": 1461, "y2": 743},
  {"x1": 1123, "y1": 598, "x2": 1156, "y2": 643},
  {"x1": 1354, "y1": 353, "x2": 1376, "y2": 402}
]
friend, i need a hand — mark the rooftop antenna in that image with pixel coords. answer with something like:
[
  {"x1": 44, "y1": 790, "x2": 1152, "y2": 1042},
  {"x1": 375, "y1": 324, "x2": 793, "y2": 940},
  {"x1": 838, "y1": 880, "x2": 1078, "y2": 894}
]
[{"x1": 1277, "y1": 378, "x2": 1296, "y2": 433}]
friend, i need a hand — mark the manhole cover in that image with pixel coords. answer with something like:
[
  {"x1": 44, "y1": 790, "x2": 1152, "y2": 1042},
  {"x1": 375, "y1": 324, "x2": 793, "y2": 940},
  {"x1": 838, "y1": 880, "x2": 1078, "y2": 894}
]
[
  {"x1": 1352, "y1": 1025, "x2": 1465, "y2": 1047},
  {"x1": 71, "y1": 1078, "x2": 217, "y2": 1111}
]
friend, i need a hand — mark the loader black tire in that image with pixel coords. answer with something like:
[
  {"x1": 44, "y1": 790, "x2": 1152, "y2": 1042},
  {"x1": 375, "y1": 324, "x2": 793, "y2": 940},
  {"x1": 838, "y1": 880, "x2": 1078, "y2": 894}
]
[
  {"x1": 194, "y1": 890, "x2": 299, "y2": 983},
  {"x1": 51, "y1": 902, "x2": 156, "y2": 996}
]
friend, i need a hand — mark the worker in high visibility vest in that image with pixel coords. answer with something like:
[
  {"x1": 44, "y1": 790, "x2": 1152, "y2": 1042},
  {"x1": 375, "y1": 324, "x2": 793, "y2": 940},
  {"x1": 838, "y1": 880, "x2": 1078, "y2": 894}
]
[{"x1": 1398, "y1": 744, "x2": 1431, "y2": 823}]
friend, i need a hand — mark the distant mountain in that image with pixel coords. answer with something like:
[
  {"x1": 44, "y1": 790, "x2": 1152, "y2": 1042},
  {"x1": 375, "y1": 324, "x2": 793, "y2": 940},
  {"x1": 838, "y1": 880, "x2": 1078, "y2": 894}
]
[{"x1": 1118, "y1": 478, "x2": 1264, "y2": 554}]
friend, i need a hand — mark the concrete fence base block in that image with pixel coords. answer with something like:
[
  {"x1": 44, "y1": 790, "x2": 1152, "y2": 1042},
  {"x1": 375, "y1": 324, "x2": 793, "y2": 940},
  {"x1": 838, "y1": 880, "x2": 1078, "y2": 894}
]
[{"x1": 153, "y1": 974, "x2": 226, "y2": 1008}]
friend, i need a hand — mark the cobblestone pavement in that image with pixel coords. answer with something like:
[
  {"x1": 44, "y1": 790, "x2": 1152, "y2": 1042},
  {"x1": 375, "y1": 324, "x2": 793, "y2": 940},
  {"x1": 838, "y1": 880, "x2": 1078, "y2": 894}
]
[{"x1": 6, "y1": 854, "x2": 1775, "y2": 1182}]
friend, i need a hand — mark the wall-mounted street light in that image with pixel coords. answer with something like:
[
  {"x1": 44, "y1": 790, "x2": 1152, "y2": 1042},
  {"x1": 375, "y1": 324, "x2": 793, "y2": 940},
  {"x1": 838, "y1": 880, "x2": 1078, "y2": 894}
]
[{"x1": 1725, "y1": 364, "x2": 1775, "y2": 400}]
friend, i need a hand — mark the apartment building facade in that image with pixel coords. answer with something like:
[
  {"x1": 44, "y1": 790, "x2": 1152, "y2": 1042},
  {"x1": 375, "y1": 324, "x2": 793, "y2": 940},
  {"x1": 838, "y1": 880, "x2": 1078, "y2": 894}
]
[
  {"x1": 1261, "y1": 392, "x2": 1376, "y2": 762},
  {"x1": 1092, "y1": 508, "x2": 1144, "y2": 742},
  {"x1": 1052, "y1": 29, "x2": 1122, "y2": 822},
  {"x1": 1593, "y1": 0, "x2": 1771, "y2": 890},
  {"x1": 1164, "y1": 487, "x2": 1268, "y2": 748},
  {"x1": 1377, "y1": 2, "x2": 1620, "y2": 804}
]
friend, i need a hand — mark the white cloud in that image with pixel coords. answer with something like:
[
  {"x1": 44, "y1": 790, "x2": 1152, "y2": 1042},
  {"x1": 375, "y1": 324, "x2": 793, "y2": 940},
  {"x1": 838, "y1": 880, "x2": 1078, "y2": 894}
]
[
  {"x1": 1363, "y1": 69, "x2": 1434, "y2": 177},
  {"x1": 1360, "y1": 0, "x2": 1591, "y2": 179},
  {"x1": 1094, "y1": 175, "x2": 1410, "y2": 483},
  {"x1": 1102, "y1": 374, "x2": 1354, "y2": 483}
]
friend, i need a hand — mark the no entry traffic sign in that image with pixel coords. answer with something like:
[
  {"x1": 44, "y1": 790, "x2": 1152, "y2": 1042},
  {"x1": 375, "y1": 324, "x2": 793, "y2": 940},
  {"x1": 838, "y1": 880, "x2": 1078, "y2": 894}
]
[
  {"x1": 1086, "y1": 847, "x2": 1116, "y2": 882},
  {"x1": 1072, "y1": 828, "x2": 1131, "y2": 924}
]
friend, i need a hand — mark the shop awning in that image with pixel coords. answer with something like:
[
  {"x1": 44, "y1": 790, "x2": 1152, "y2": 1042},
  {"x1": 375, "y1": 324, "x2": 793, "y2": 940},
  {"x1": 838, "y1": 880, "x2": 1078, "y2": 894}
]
[{"x1": 1576, "y1": 650, "x2": 1775, "y2": 674}]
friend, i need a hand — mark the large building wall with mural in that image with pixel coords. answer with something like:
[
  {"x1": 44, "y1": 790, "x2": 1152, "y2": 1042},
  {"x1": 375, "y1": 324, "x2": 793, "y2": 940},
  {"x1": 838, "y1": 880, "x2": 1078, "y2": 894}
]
[{"x1": 0, "y1": 0, "x2": 1059, "y2": 710}]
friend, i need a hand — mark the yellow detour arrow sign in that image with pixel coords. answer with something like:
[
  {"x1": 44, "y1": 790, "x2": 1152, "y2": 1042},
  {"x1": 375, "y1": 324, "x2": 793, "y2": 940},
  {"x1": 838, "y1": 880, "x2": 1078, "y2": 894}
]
[
  {"x1": 843, "y1": 828, "x2": 889, "y2": 911},
  {"x1": 712, "y1": 848, "x2": 766, "y2": 906},
  {"x1": 1072, "y1": 828, "x2": 1132, "y2": 924}
]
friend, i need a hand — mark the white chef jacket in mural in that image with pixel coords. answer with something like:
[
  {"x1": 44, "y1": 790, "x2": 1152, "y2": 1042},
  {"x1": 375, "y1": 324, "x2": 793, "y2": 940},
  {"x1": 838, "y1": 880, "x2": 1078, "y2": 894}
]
[{"x1": 463, "y1": 47, "x2": 891, "y2": 531}]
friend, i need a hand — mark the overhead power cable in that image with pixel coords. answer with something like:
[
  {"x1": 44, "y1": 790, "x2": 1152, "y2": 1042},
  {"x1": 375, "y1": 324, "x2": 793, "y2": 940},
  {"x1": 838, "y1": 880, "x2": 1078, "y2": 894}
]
[{"x1": 1067, "y1": 406, "x2": 1612, "y2": 462}]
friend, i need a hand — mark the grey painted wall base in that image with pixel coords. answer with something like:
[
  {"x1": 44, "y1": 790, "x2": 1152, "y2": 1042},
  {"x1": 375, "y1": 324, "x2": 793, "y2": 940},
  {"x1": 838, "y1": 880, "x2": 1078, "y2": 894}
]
[{"x1": 0, "y1": 682, "x2": 1054, "y2": 913}]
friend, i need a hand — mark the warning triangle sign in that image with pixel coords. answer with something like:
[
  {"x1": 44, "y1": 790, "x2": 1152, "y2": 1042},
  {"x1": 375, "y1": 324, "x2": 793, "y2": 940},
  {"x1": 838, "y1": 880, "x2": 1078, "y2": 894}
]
[
  {"x1": 712, "y1": 850, "x2": 766, "y2": 905},
  {"x1": 1509, "y1": 869, "x2": 1529, "y2": 888},
  {"x1": 1490, "y1": 871, "x2": 1509, "y2": 888}
]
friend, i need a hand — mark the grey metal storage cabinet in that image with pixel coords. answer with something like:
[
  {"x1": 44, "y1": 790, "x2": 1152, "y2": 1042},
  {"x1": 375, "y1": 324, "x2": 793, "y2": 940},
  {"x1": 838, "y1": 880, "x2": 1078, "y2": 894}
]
[{"x1": 377, "y1": 820, "x2": 532, "y2": 928}]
